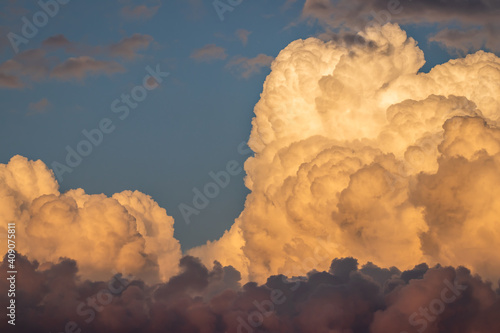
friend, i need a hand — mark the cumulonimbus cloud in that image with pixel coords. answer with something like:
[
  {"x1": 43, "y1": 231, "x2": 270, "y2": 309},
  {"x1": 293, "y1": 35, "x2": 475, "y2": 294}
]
[{"x1": 189, "y1": 23, "x2": 500, "y2": 285}]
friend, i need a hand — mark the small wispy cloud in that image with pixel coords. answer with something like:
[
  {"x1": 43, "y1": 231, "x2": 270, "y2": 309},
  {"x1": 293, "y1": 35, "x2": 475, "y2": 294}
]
[
  {"x1": 120, "y1": 0, "x2": 161, "y2": 20},
  {"x1": 226, "y1": 54, "x2": 274, "y2": 78},
  {"x1": 27, "y1": 97, "x2": 52, "y2": 116},
  {"x1": 109, "y1": 33, "x2": 154, "y2": 60},
  {"x1": 190, "y1": 44, "x2": 227, "y2": 62},
  {"x1": 42, "y1": 34, "x2": 71, "y2": 48},
  {"x1": 235, "y1": 29, "x2": 252, "y2": 46},
  {"x1": 50, "y1": 56, "x2": 125, "y2": 81}
]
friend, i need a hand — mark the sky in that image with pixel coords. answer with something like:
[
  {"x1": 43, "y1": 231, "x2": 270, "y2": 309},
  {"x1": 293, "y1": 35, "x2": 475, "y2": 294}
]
[
  {"x1": 1, "y1": 1, "x2": 500, "y2": 332},
  {"x1": 0, "y1": 0, "x2": 462, "y2": 250}
]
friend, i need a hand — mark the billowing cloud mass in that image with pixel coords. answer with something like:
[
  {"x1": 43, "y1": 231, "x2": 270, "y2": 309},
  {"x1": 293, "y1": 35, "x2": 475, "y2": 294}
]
[
  {"x1": 1, "y1": 23, "x2": 500, "y2": 332},
  {"x1": 1, "y1": 254, "x2": 499, "y2": 333},
  {"x1": 0, "y1": 155, "x2": 181, "y2": 283},
  {"x1": 190, "y1": 23, "x2": 500, "y2": 285}
]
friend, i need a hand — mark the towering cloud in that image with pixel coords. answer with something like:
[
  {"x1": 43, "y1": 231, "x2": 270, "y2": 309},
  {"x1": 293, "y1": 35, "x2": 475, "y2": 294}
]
[{"x1": 190, "y1": 23, "x2": 500, "y2": 284}]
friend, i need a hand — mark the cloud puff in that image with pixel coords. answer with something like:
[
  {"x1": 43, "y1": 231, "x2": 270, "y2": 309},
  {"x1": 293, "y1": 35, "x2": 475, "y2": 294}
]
[
  {"x1": 190, "y1": 23, "x2": 500, "y2": 285},
  {"x1": 190, "y1": 44, "x2": 228, "y2": 62},
  {"x1": 0, "y1": 155, "x2": 181, "y2": 283},
  {"x1": 226, "y1": 54, "x2": 274, "y2": 78}
]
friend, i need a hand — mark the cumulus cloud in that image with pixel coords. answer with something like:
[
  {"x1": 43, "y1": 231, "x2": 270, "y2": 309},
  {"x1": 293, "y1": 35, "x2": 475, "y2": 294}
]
[
  {"x1": 190, "y1": 44, "x2": 228, "y2": 62},
  {"x1": 1, "y1": 254, "x2": 498, "y2": 333},
  {"x1": 0, "y1": 155, "x2": 181, "y2": 283},
  {"x1": 226, "y1": 54, "x2": 274, "y2": 78},
  {"x1": 190, "y1": 23, "x2": 500, "y2": 285}
]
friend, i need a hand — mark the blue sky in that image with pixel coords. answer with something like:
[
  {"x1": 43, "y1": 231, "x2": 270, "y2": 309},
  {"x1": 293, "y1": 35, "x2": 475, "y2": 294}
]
[{"x1": 0, "y1": 0, "x2": 494, "y2": 250}]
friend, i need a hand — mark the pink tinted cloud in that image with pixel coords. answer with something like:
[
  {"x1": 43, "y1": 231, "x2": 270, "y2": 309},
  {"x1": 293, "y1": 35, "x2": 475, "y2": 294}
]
[
  {"x1": 50, "y1": 56, "x2": 125, "y2": 81},
  {"x1": 190, "y1": 44, "x2": 228, "y2": 62}
]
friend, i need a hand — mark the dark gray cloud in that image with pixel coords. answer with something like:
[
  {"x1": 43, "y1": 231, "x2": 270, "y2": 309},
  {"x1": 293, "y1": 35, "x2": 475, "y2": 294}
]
[
  {"x1": 302, "y1": 0, "x2": 500, "y2": 53},
  {"x1": 2, "y1": 254, "x2": 499, "y2": 333},
  {"x1": 0, "y1": 33, "x2": 153, "y2": 89}
]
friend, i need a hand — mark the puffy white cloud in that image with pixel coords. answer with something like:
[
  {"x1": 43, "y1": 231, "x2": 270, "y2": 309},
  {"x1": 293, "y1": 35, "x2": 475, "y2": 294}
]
[
  {"x1": 190, "y1": 23, "x2": 500, "y2": 284},
  {"x1": 0, "y1": 155, "x2": 181, "y2": 283}
]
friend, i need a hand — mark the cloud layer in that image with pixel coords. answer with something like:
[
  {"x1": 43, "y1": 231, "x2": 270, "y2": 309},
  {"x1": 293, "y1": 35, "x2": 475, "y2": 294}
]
[
  {"x1": 1, "y1": 254, "x2": 499, "y2": 333},
  {"x1": 302, "y1": 0, "x2": 500, "y2": 52}
]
